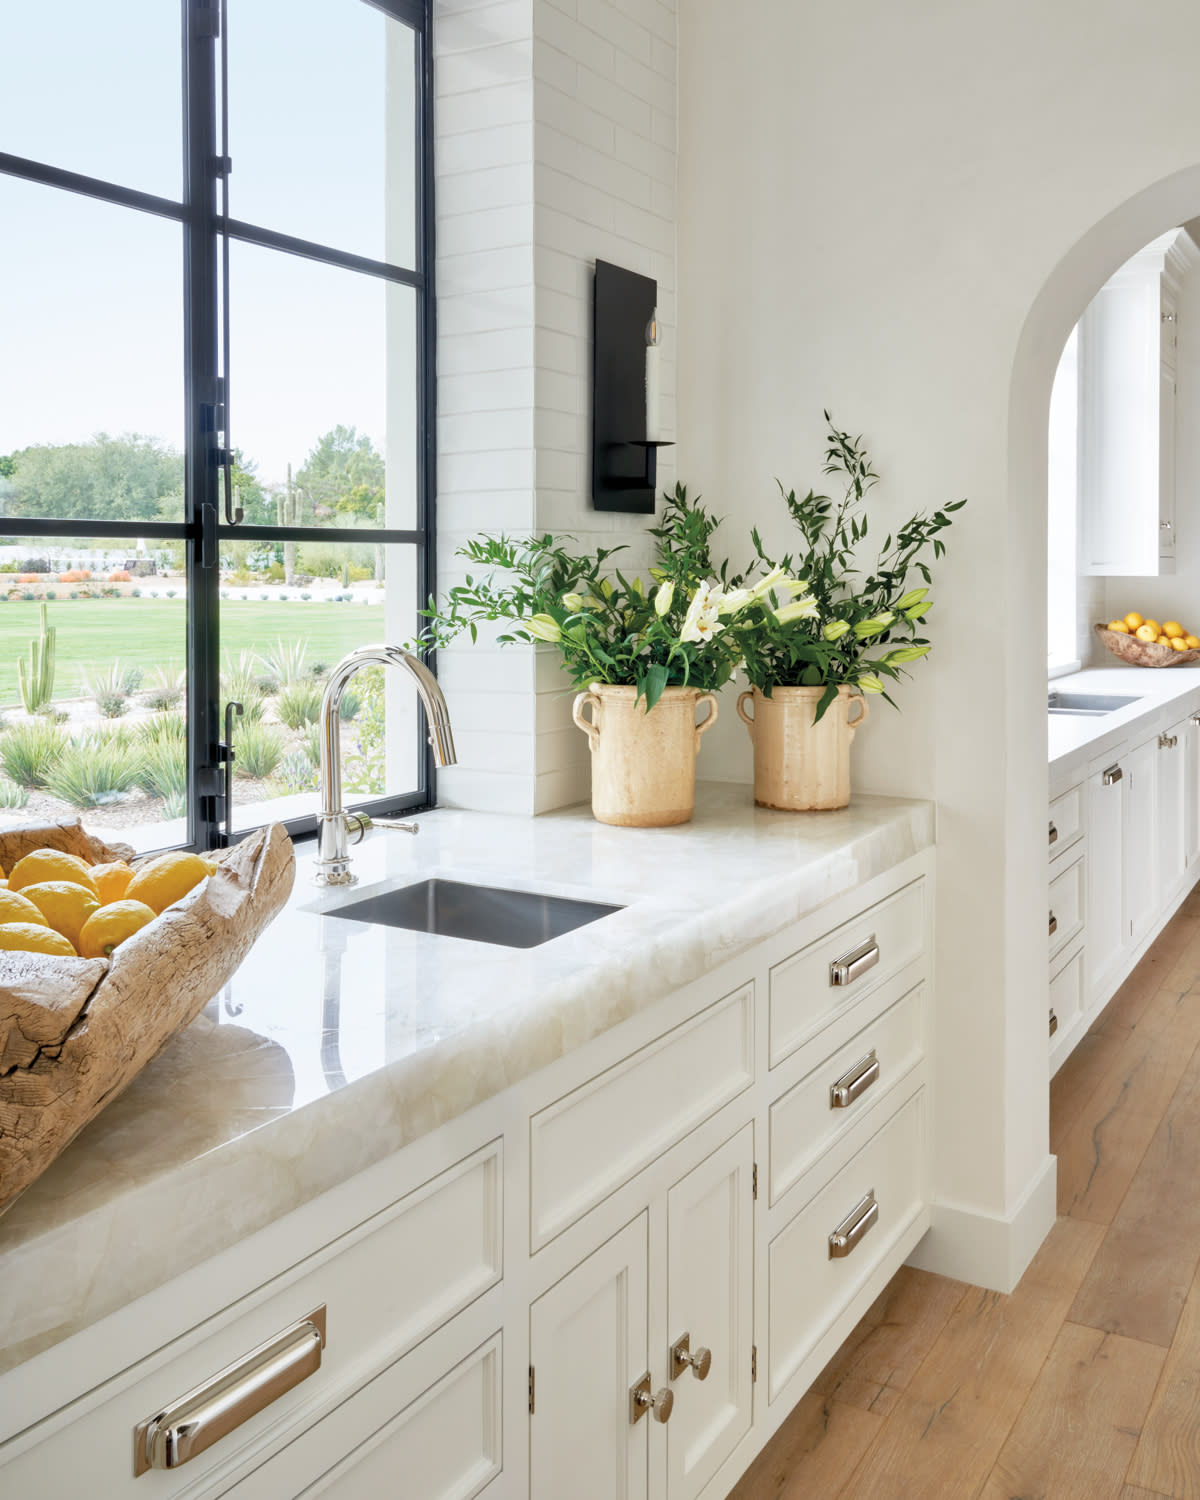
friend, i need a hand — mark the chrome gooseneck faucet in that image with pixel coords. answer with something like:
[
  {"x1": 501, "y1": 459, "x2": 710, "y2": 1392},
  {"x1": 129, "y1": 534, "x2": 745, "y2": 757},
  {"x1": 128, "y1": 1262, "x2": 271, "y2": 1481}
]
[{"x1": 313, "y1": 644, "x2": 456, "y2": 886}]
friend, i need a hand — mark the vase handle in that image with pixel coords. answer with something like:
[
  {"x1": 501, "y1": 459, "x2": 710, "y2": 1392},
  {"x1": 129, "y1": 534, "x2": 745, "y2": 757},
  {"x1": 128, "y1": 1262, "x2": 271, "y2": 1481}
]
[
  {"x1": 694, "y1": 693, "x2": 719, "y2": 754},
  {"x1": 736, "y1": 689, "x2": 755, "y2": 739},
  {"x1": 847, "y1": 693, "x2": 869, "y2": 739},
  {"x1": 572, "y1": 691, "x2": 601, "y2": 750}
]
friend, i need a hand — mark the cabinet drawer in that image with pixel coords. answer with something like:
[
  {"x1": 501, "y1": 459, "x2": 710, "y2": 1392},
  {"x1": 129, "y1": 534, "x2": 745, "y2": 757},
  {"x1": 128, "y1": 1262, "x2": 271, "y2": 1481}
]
[
  {"x1": 768, "y1": 1089, "x2": 927, "y2": 1401},
  {"x1": 0, "y1": 1143, "x2": 503, "y2": 1498},
  {"x1": 226, "y1": 1335, "x2": 502, "y2": 1500},
  {"x1": 769, "y1": 982, "x2": 924, "y2": 1206},
  {"x1": 1049, "y1": 854, "x2": 1084, "y2": 960},
  {"x1": 530, "y1": 985, "x2": 754, "y2": 1250},
  {"x1": 769, "y1": 878, "x2": 926, "y2": 1068},
  {"x1": 1049, "y1": 945, "x2": 1084, "y2": 1060},
  {"x1": 1048, "y1": 783, "x2": 1084, "y2": 860}
]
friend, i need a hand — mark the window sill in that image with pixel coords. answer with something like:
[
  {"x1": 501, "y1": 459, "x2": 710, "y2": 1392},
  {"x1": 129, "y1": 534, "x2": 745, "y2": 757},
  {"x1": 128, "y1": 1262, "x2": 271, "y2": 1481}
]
[{"x1": 1047, "y1": 659, "x2": 1082, "y2": 682}]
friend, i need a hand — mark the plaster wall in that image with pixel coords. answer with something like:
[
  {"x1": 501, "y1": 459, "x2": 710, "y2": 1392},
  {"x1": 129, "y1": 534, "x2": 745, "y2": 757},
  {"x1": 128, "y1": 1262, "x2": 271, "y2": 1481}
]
[{"x1": 676, "y1": 0, "x2": 1200, "y2": 1286}]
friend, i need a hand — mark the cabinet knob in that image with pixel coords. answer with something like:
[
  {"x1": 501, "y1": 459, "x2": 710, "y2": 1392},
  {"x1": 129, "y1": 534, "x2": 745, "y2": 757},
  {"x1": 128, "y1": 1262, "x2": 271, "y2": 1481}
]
[
  {"x1": 630, "y1": 1374, "x2": 673, "y2": 1424},
  {"x1": 669, "y1": 1333, "x2": 712, "y2": 1382}
]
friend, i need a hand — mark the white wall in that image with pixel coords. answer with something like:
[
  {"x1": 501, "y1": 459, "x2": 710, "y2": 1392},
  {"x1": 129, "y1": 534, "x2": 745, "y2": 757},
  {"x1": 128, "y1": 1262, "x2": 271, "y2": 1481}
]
[
  {"x1": 433, "y1": 0, "x2": 677, "y2": 815},
  {"x1": 676, "y1": 0, "x2": 1200, "y2": 1289}
]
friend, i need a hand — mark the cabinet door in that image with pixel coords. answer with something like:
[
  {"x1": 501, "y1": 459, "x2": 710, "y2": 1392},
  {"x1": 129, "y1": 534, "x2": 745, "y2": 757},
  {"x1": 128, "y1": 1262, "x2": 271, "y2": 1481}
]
[
  {"x1": 530, "y1": 1215, "x2": 648, "y2": 1500},
  {"x1": 1087, "y1": 756, "x2": 1126, "y2": 998},
  {"x1": 1157, "y1": 721, "x2": 1187, "y2": 897},
  {"x1": 1124, "y1": 736, "x2": 1160, "y2": 946},
  {"x1": 665, "y1": 1126, "x2": 754, "y2": 1500},
  {"x1": 1160, "y1": 364, "x2": 1176, "y2": 563},
  {"x1": 1185, "y1": 714, "x2": 1200, "y2": 872}
]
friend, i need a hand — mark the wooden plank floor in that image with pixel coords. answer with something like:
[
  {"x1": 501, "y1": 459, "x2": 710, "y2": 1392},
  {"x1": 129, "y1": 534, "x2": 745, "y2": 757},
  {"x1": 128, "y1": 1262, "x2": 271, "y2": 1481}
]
[{"x1": 728, "y1": 889, "x2": 1200, "y2": 1500}]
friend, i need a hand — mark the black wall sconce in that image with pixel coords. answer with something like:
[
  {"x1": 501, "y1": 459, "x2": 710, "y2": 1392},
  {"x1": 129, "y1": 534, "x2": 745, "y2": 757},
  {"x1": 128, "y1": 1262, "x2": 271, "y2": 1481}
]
[{"x1": 591, "y1": 259, "x2": 674, "y2": 513}]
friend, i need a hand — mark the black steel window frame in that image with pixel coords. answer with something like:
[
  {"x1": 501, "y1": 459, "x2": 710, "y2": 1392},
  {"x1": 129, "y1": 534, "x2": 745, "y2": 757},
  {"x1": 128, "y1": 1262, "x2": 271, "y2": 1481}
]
[{"x1": 0, "y1": 0, "x2": 437, "y2": 852}]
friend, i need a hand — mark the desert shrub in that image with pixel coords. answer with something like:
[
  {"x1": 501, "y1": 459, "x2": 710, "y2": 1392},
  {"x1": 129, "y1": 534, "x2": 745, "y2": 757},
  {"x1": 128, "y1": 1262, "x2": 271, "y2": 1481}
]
[
  {"x1": 0, "y1": 720, "x2": 68, "y2": 788},
  {"x1": 275, "y1": 680, "x2": 322, "y2": 730},
  {"x1": 44, "y1": 733, "x2": 142, "y2": 808},
  {"x1": 0, "y1": 778, "x2": 29, "y2": 809},
  {"x1": 137, "y1": 711, "x2": 186, "y2": 746},
  {"x1": 302, "y1": 724, "x2": 321, "y2": 768},
  {"x1": 339, "y1": 687, "x2": 361, "y2": 722},
  {"x1": 257, "y1": 638, "x2": 309, "y2": 686},
  {"x1": 234, "y1": 721, "x2": 285, "y2": 780},
  {"x1": 271, "y1": 750, "x2": 318, "y2": 794},
  {"x1": 108, "y1": 569, "x2": 132, "y2": 583},
  {"x1": 121, "y1": 665, "x2": 145, "y2": 694},
  {"x1": 86, "y1": 663, "x2": 130, "y2": 719},
  {"x1": 137, "y1": 734, "x2": 186, "y2": 804}
]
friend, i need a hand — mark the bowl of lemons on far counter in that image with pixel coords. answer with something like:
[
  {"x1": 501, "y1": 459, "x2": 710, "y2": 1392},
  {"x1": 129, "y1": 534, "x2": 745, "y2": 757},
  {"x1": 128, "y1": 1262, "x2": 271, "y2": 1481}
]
[{"x1": 1095, "y1": 612, "x2": 1200, "y2": 667}]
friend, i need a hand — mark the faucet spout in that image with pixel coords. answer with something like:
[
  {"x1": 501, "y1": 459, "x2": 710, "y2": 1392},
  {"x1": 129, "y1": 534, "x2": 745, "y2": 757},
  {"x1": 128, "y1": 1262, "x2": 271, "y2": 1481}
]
[{"x1": 313, "y1": 644, "x2": 456, "y2": 886}]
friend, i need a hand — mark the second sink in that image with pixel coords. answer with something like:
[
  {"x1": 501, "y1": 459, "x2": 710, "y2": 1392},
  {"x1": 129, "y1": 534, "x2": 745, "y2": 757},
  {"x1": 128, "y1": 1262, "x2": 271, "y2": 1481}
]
[
  {"x1": 326, "y1": 878, "x2": 623, "y2": 949},
  {"x1": 1048, "y1": 691, "x2": 1142, "y2": 717}
]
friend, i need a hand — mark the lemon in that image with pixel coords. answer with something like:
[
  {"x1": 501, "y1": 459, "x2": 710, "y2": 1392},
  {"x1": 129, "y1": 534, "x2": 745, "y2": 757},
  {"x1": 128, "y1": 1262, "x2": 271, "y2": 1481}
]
[
  {"x1": 1171, "y1": 636, "x2": 1190, "y2": 651},
  {"x1": 91, "y1": 861, "x2": 134, "y2": 904},
  {"x1": 0, "y1": 923, "x2": 76, "y2": 957},
  {"x1": 1136, "y1": 624, "x2": 1159, "y2": 643},
  {"x1": 0, "y1": 890, "x2": 49, "y2": 926},
  {"x1": 1186, "y1": 636, "x2": 1199, "y2": 650},
  {"x1": 1107, "y1": 620, "x2": 1131, "y2": 634},
  {"x1": 1164, "y1": 621, "x2": 1185, "y2": 639},
  {"x1": 1125, "y1": 612, "x2": 1144, "y2": 629},
  {"x1": 19, "y1": 881, "x2": 101, "y2": 949},
  {"x1": 1144, "y1": 619, "x2": 1162, "y2": 637},
  {"x1": 1158, "y1": 634, "x2": 1172, "y2": 646},
  {"x1": 78, "y1": 900, "x2": 158, "y2": 959},
  {"x1": 124, "y1": 852, "x2": 210, "y2": 915},
  {"x1": 8, "y1": 850, "x2": 99, "y2": 898}
]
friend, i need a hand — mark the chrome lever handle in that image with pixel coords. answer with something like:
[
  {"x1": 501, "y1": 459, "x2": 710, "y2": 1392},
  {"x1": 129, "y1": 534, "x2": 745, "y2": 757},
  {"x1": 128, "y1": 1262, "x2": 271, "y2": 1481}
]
[
  {"x1": 366, "y1": 817, "x2": 420, "y2": 836},
  {"x1": 669, "y1": 1333, "x2": 712, "y2": 1382}
]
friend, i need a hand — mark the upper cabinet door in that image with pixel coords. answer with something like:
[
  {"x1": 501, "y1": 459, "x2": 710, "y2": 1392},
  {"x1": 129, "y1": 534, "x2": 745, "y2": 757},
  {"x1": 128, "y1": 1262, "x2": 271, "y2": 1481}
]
[
  {"x1": 665, "y1": 1127, "x2": 755, "y2": 1500},
  {"x1": 530, "y1": 1214, "x2": 649, "y2": 1500}
]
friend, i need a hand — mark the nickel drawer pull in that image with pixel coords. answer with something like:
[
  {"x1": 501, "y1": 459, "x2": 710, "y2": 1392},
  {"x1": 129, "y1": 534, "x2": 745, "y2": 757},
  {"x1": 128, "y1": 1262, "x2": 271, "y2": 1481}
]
[
  {"x1": 829, "y1": 1190, "x2": 878, "y2": 1259},
  {"x1": 830, "y1": 1050, "x2": 880, "y2": 1109},
  {"x1": 1048, "y1": 820, "x2": 1058, "y2": 846},
  {"x1": 1048, "y1": 912, "x2": 1058, "y2": 937},
  {"x1": 133, "y1": 1306, "x2": 326, "y2": 1476},
  {"x1": 1049, "y1": 1007, "x2": 1059, "y2": 1037},
  {"x1": 1103, "y1": 764, "x2": 1123, "y2": 786},
  {"x1": 829, "y1": 936, "x2": 879, "y2": 988}
]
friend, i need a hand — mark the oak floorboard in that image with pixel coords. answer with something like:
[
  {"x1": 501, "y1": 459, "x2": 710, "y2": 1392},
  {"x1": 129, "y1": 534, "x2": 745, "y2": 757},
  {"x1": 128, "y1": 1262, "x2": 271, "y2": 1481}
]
[
  {"x1": 1126, "y1": 1261, "x2": 1200, "y2": 1496},
  {"x1": 725, "y1": 1389, "x2": 883, "y2": 1500},
  {"x1": 1055, "y1": 1028, "x2": 1191, "y2": 1223},
  {"x1": 1070, "y1": 1041, "x2": 1200, "y2": 1346},
  {"x1": 830, "y1": 1217, "x2": 1105, "y2": 1500},
  {"x1": 1095, "y1": 913, "x2": 1200, "y2": 1042},
  {"x1": 1050, "y1": 1028, "x2": 1129, "y2": 1153},
  {"x1": 978, "y1": 1323, "x2": 1165, "y2": 1500},
  {"x1": 1122, "y1": 1489, "x2": 1174, "y2": 1499}
]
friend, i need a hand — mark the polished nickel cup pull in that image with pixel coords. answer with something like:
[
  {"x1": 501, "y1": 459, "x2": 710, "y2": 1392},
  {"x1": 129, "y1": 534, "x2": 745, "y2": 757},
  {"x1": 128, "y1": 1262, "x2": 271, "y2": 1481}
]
[
  {"x1": 1048, "y1": 912, "x2": 1058, "y2": 937},
  {"x1": 829, "y1": 1190, "x2": 879, "y2": 1259},
  {"x1": 830, "y1": 1050, "x2": 880, "y2": 1109},
  {"x1": 1048, "y1": 820, "x2": 1058, "y2": 846},
  {"x1": 134, "y1": 1307, "x2": 326, "y2": 1476},
  {"x1": 1102, "y1": 764, "x2": 1123, "y2": 786},
  {"x1": 829, "y1": 936, "x2": 879, "y2": 988},
  {"x1": 1049, "y1": 1007, "x2": 1059, "y2": 1037}
]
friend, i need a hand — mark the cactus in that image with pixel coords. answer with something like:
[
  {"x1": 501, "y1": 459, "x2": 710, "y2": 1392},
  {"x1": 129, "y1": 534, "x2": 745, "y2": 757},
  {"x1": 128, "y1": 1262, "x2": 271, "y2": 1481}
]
[
  {"x1": 17, "y1": 603, "x2": 56, "y2": 714},
  {"x1": 341, "y1": 561, "x2": 350, "y2": 589}
]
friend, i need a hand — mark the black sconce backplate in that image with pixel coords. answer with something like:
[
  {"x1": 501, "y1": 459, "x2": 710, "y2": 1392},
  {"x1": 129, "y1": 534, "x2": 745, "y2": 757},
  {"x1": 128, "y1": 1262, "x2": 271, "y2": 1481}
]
[{"x1": 591, "y1": 259, "x2": 671, "y2": 513}]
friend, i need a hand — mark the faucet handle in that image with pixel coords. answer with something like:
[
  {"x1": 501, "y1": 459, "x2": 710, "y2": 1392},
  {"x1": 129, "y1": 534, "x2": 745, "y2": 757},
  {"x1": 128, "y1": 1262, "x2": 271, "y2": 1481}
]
[{"x1": 362, "y1": 816, "x2": 420, "y2": 837}]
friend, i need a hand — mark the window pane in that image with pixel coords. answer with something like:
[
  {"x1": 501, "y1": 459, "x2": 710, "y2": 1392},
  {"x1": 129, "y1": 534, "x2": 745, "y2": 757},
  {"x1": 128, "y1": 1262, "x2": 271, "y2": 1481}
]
[
  {"x1": 220, "y1": 544, "x2": 420, "y2": 833},
  {"x1": 228, "y1": 0, "x2": 417, "y2": 267},
  {"x1": 0, "y1": 2, "x2": 182, "y2": 198},
  {"x1": 0, "y1": 179, "x2": 185, "y2": 523},
  {"x1": 226, "y1": 243, "x2": 417, "y2": 530},
  {"x1": 0, "y1": 538, "x2": 189, "y2": 856}
]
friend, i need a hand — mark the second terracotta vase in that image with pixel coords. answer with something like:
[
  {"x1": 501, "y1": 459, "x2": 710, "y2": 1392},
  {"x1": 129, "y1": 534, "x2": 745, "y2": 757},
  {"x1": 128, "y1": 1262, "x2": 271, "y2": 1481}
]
[{"x1": 736, "y1": 684, "x2": 868, "y2": 811}]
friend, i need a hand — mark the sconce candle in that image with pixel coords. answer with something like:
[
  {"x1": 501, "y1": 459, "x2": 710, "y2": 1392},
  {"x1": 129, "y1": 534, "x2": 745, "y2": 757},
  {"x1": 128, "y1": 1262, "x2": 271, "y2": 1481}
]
[{"x1": 645, "y1": 312, "x2": 662, "y2": 442}]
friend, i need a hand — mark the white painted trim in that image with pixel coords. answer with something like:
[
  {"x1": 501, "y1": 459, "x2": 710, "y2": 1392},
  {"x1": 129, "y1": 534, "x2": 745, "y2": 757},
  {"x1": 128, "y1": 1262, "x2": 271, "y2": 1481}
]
[
  {"x1": 1048, "y1": 658, "x2": 1082, "y2": 681},
  {"x1": 905, "y1": 1153, "x2": 1057, "y2": 1293}
]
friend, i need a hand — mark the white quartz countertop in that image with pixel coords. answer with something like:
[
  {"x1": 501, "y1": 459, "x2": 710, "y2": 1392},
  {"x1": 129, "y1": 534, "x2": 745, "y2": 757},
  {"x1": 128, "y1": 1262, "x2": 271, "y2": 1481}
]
[
  {"x1": 1050, "y1": 663, "x2": 1200, "y2": 781},
  {"x1": 0, "y1": 783, "x2": 933, "y2": 1373}
]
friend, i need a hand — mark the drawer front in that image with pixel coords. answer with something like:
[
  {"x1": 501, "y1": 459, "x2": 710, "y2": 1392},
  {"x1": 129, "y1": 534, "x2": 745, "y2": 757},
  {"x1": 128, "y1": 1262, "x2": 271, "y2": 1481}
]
[
  {"x1": 769, "y1": 878, "x2": 926, "y2": 1069},
  {"x1": 768, "y1": 1089, "x2": 927, "y2": 1401},
  {"x1": 1048, "y1": 783, "x2": 1084, "y2": 860},
  {"x1": 227, "y1": 1336, "x2": 503, "y2": 1500},
  {"x1": 1049, "y1": 945, "x2": 1084, "y2": 1057},
  {"x1": 530, "y1": 984, "x2": 754, "y2": 1250},
  {"x1": 0, "y1": 1144, "x2": 502, "y2": 1498},
  {"x1": 1048, "y1": 854, "x2": 1084, "y2": 960},
  {"x1": 769, "y1": 982, "x2": 924, "y2": 1206}
]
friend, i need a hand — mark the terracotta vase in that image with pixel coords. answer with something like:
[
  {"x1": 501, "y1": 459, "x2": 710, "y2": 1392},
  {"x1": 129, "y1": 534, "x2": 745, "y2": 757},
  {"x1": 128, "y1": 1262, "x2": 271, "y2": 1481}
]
[
  {"x1": 572, "y1": 683, "x2": 720, "y2": 827},
  {"x1": 736, "y1": 684, "x2": 869, "y2": 811}
]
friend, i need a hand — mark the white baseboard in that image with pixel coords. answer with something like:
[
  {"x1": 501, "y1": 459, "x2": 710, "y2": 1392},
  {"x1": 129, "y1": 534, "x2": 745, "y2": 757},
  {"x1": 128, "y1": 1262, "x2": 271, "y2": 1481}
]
[{"x1": 906, "y1": 1153, "x2": 1058, "y2": 1293}]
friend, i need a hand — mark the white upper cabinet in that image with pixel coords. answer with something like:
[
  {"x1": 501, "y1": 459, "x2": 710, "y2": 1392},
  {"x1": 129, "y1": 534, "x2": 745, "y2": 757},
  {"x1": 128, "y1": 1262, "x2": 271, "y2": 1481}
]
[{"x1": 1079, "y1": 229, "x2": 1198, "y2": 576}]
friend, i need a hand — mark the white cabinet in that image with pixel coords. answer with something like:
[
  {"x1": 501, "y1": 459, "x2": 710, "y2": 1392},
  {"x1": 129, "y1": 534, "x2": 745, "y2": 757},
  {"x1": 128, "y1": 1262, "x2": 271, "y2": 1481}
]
[
  {"x1": 1124, "y1": 734, "x2": 1160, "y2": 946},
  {"x1": 1186, "y1": 711, "x2": 1200, "y2": 872},
  {"x1": 530, "y1": 1215, "x2": 650, "y2": 1500},
  {"x1": 1157, "y1": 718, "x2": 1188, "y2": 900},
  {"x1": 1086, "y1": 755, "x2": 1126, "y2": 1001},
  {"x1": 1079, "y1": 229, "x2": 1197, "y2": 576}
]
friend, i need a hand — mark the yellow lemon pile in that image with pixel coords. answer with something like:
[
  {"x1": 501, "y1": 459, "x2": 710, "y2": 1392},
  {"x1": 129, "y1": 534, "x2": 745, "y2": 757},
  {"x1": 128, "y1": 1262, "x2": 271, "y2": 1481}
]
[
  {"x1": 1107, "y1": 612, "x2": 1200, "y2": 652},
  {"x1": 0, "y1": 847, "x2": 217, "y2": 959}
]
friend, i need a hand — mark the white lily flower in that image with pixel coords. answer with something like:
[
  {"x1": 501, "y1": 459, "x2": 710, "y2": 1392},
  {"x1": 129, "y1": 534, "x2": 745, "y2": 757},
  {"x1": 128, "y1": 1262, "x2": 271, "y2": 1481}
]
[
  {"x1": 773, "y1": 595, "x2": 820, "y2": 625},
  {"x1": 748, "y1": 564, "x2": 788, "y2": 600},
  {"x1": 562, "y1": 592, "x2": 585, "y2": 611},
  {"x1": 680, "y1": 582, "x2": 726, "y2": 644},
  {"x1": 525, "y1": 613, "x2": 562, "y2": 643},
  {"x1": 717, "y1": 586, "x2": 754, "y2": 616},
  {"x1": 654, "y1": 580, "x2": 675, "y2": 617}
]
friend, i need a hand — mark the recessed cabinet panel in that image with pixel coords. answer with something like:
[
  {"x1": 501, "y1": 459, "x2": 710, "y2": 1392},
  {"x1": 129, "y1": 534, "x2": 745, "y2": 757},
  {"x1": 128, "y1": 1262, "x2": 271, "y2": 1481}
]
[
  {"x1": 769, "y1": 983, "x2": 923, "y2": 1207},
  {"x1": 768, "y1": 1090, "x2": 927, "y2": 1402},
  {"x1": 530, "y1": 1215, "x2": 649, "y2": 1500},
  {"x1": 1157, "y1": 720, "x2": 1188, "y2": 898},
  {"x1": 530, "y1": 986, "x2": 754, "y2": 1249},
  {"x1": 1125, "y1": 737, "x2": 1160, "y2": 947},
  {"x1": 769, "y1": 879, "x2": 925, "y2": 1069},
  {"x1": 666, "y1": 1126, "x2": 755, "y2": 1500},
  {"x1": 1087, "y1": 757, "x2": 1126, "y2": 1004},
  {"x1": 1048, "y1": 782, "x2": 1085, "y2": 862},
  {"x1": 1049, "y1": 946, "x2": 1084, "y2": 1071},
  {"x1": 1048, "y1": 855, "x2": 1084, "y2": 961}
]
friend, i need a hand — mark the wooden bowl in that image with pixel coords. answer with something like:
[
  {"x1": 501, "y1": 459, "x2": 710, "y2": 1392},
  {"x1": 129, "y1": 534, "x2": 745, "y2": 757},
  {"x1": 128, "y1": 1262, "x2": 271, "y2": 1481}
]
[
  {"x1": 0, "y1": 819, "x2": 294, "y2": 1217},
  {"x1": 1094, "y1": 623, "x2": 1200, "y2": 668}
]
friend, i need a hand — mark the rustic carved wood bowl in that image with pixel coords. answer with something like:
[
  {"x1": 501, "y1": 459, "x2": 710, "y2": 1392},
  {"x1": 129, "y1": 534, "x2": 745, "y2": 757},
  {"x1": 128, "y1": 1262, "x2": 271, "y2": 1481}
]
[
  {"x1": 0, "y1": 819, "x2": 294, "y2": 1217},
  {"x1": 1093, "y1": 623, "x2": 1200, "y2": 668}
]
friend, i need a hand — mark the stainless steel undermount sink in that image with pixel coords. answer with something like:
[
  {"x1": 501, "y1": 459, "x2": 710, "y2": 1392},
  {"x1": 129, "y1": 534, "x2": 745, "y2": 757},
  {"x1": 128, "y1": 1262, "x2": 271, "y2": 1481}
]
[
  {"x1": 324, "y1": 878, "x2": 623, "y2": 949},
  {"x1": 1047, "y1": 690, "x2": 1142, "y2": 718}
]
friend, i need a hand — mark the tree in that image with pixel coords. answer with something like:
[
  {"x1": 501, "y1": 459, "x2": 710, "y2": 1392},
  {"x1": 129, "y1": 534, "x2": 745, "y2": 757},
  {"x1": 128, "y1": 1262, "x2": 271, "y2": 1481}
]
[
  {"x1": 295, "y1": 426, "x2": 385, "y2": 524},
  {"x1": 5, "y1": 434, "x2": 184, "y2": 522}
]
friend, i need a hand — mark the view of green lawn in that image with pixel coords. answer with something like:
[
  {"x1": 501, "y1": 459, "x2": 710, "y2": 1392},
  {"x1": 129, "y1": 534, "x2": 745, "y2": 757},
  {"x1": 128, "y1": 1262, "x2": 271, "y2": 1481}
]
[{"x1": 0, "y1": 598, "x2": 386, "y2": 706}]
